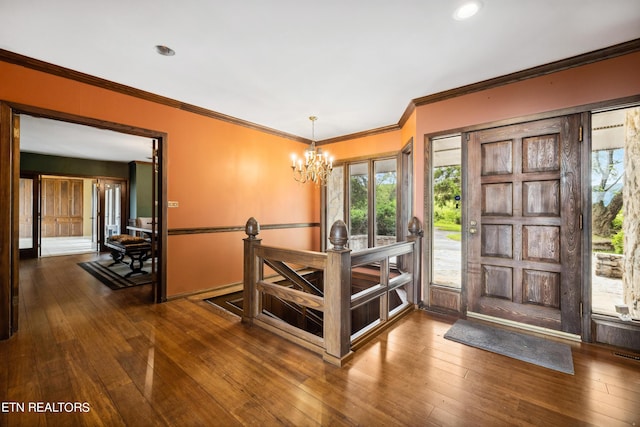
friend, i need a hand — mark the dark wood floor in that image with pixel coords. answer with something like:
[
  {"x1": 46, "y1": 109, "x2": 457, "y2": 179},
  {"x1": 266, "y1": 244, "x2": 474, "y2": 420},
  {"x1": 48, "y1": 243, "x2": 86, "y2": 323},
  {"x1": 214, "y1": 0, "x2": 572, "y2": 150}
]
[{"x1": 1, "y1": 253, "x2": 639, "y2": 426}]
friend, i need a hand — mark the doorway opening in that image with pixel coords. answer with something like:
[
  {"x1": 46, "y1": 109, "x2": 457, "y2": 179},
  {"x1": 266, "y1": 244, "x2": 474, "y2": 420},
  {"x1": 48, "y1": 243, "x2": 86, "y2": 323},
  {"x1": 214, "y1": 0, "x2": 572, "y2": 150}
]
[
  {"x1": 13, "y1": 109, "x2": 167, "y2": 307},
  {"x1": 39, "y1": 175, "x2": 98, "y2": 256},
  {"x1": 18, "y1": 115, "x2": 154, "y2": 259}
]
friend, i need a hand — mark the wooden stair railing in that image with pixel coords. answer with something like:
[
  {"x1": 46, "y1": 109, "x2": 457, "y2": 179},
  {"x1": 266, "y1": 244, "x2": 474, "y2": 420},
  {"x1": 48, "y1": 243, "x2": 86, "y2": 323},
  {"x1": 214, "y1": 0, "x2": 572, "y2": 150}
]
[
  {"x1": 262, "y1": 295, "x2": 324, "y2": 334},
  {"x1": 242, "y1": 216, "x2": 423, "y2": 366},
  {"x1": 263, "y1": 259, "x2": 324, "y2": 296}
]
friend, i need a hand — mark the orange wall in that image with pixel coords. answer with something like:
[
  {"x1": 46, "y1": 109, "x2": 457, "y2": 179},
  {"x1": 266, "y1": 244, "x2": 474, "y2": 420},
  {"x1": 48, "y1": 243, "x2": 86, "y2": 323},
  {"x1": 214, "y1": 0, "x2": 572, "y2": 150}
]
[
  {"x1": 326, "y1": 129, "x2": 402, "y2": 161},
  {"x1": 4, "y1": 50, "x2": 639, "y2": 297},
  {"x1": 411, "y1": 52, "x2": 640, "y2": 225},
  {"x1": 324, "y1": 52, "x2": 640, "y2": 228},
  {"x1": 1, "y1": 61, "x2": 319, "y2": 297}
]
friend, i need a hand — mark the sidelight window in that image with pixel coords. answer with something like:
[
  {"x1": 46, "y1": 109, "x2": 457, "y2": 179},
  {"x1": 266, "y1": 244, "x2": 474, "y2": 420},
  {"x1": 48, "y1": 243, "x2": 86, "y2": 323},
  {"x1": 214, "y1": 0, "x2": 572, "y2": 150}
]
[
  {"x1": 591, "y1": 106, "x2": 639, "y2": 321},
  {"x1": 431, "y1": 135, "x2": 462, "y2": 288}
]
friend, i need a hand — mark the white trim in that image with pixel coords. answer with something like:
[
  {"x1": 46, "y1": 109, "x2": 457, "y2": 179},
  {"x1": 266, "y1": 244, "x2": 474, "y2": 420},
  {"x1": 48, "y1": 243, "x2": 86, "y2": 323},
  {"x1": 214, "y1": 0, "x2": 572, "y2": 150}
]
[{"x1": 467, "y1": 311, "x2": 582, "y2": 342}]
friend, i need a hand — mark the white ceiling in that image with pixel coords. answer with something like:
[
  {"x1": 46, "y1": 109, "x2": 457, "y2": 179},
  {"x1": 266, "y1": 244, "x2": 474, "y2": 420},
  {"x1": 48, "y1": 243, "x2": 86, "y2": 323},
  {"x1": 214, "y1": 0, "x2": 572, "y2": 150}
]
[
  {"x1": 19, "y1": 115, "x2": 153, "y2": 162},
  {"x1": 2, "y1": 1, "x2": 640, "y2": 161}
]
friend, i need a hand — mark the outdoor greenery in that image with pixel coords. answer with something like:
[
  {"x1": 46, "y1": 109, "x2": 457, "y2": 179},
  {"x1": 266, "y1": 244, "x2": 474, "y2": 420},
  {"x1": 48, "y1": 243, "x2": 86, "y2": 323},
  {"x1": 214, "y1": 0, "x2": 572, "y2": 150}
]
[
  {"x1": 433, "y1": 166, "x2": 462, "y2": 238},
  {"x1": 592, "y1": 149, "x2": 624, "y2": 238},
  {"x1": 349, "y1": 174, "x2": 368, "y2": 235},
  {"x1": 592, "y1": 149, "x2": 625, "y2": 253},
  {"x1": 375, "y1": 171, "x2": 397, "y2": 236},
  {"x1": 434, "y1": 204, "x2": 461, "y2": 225},
  {"x1": 434, "y1": 165, "x2": 461, "y2": 207},
  {"x1": 349, "y1": 171, "x2": 397, "y2": 237},
  {"x1": 611, "y1": 211, "x2": 624, "y2": 254},
  {"x1": 432, "y1": 222, "x2": 461, "y2": 232}
]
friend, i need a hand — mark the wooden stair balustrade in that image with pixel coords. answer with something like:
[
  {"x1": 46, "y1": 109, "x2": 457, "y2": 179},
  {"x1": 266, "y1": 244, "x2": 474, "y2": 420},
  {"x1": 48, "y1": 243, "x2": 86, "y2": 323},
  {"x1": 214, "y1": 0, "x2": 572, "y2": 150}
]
[{"x1": 242, "y1": 216, "x2": 423, "y2": 366}]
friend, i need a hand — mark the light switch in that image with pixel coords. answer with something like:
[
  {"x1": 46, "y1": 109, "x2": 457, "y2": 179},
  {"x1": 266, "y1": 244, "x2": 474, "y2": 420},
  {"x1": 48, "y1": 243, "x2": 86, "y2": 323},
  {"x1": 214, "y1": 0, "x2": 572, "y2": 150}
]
[{"x1": 168, "y1": 201, "x2": 179, "y2": 208}]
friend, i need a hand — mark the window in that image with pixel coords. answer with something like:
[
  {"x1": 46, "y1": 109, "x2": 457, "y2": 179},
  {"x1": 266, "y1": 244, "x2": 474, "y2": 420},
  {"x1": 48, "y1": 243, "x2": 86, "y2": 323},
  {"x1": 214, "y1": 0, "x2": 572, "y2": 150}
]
[
  {"x1": 325, "y1": 155, "x2": 402, "y2": 252},
  {"x1": 591, "y1": 106, "x2": 639, "y2": 321},
  {"x1": 431, "y1": 136, "x2": 462, "y2": 288},
  {"x1": 349, "y1": 162, "x2": 370, "y2": 250},
  {"x1": 374, "y1": 159, "x2": 398, "y2": 248}
]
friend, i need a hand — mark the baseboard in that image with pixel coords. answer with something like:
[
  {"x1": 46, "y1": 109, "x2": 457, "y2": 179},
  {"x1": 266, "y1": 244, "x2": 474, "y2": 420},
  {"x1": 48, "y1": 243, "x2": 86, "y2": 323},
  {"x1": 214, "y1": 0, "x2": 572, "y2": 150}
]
[{"x1": 167, "y1": 281, "x2": 243, "y2": 301}]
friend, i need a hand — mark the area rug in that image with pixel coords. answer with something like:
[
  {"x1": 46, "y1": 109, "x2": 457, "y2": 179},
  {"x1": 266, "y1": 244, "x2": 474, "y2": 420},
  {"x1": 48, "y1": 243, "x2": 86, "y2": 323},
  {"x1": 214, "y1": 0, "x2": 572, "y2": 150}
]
[
  {"x1": 444, "y1": 319, "x2": 574, "y2": 375},
  {"x1": 204, "y1": 291, "x2": 244, "y2": 317},
  {"x1": 78, "y1": 258, "x2": 152, "y2": 290}
]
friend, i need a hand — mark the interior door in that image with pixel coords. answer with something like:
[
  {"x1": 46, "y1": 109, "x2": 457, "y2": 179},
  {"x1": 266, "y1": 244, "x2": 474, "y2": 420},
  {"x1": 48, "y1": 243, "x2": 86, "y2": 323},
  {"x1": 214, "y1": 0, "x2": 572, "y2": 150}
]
[
  {"x1": 41, "y1": 177, "x2": 84, "y2": 237},
  {"x1": 19, "y1": 174, "x2": 38, "y2": 258},
  {"x1": 466, "y1": 115, "x2": 582, "y2": 334}
]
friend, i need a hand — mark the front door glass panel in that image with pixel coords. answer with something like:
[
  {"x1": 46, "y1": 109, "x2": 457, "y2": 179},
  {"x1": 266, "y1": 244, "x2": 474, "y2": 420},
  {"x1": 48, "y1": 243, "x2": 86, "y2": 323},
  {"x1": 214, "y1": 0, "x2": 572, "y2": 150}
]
[
  {"x1": 591, "y1": 106, "x2": 640, "y2": 321},
  {"x1": 432, "y1": 136, "x2": 462, "y2": 288}
]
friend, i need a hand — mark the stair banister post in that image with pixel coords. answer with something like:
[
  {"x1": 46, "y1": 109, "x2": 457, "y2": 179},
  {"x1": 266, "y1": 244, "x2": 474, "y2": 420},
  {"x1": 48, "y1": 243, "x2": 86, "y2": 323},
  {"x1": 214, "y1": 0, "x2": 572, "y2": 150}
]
[
  {"x1": 323, "y1": 220, "x2": 353, "y2": 366},
  {"x1": 242, "y1": 217, "x2": 262, "y2": 324},
  {"x1": 407, "y1": 216, "x2": 423, "y2": 306}
]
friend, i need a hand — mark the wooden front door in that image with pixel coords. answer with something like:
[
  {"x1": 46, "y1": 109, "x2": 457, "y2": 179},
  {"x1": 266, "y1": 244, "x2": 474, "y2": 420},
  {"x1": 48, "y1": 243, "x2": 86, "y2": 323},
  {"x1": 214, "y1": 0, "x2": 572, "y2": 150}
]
[{"x1": 466, "y1": 115, "x2": 582, "y2": 334}]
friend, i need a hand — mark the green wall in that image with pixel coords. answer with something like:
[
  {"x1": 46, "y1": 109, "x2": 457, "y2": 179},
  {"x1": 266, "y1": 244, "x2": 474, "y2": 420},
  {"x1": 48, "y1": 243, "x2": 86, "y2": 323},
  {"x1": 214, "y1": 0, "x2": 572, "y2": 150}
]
[
  {"x1": 20, "y1": 154, "x2": 154, "y2": 223},
  {"x1": 21, "y1": 152, "x2": 129, "y2": 178},
  {"x1": 129, "y1": 161, "x2": 154, "y2": 218}
]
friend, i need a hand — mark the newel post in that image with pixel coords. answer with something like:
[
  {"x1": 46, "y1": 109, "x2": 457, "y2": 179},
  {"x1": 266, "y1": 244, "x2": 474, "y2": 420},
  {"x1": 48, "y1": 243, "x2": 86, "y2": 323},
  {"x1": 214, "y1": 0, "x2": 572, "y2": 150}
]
[
  {"x1": 407, "y1": 216, "x2": 423, "y2": 306},
  {"x1": 323, "y1": 220, "x2": 353, "y2": 366},
  {"x1": 242, "y1": 217, "x2": 262, "y2": 324}
]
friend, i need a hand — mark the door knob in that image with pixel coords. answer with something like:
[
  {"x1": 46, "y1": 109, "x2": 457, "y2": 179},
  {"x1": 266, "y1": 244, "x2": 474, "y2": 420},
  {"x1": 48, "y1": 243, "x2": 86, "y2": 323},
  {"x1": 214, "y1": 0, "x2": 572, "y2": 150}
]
[{"x1": 469, "y1": 220, "x2": 477, "y2": 235}]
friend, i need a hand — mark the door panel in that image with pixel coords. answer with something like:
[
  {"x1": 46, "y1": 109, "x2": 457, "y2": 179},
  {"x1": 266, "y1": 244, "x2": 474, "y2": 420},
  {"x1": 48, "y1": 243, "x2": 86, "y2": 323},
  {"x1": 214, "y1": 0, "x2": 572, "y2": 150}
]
[
  {"x1": 41, "y1": 177, "x2": 84, "y2": 237},
  {"x1": 467, "y1": 115, "x2": 582, "y2": 334},
  {"x1": 41, "y1": 178, "x2": 56, "y2": 237},
  {"x1": 18, "y1": 176, "x2": 38, "y2": 258}
]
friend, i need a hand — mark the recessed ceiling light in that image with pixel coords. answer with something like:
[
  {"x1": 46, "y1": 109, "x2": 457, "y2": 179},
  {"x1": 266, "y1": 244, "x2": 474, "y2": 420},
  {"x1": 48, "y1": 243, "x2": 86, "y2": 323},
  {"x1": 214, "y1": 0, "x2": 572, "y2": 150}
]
[
  {"x1": 155, "y1": 45, "x2": 175, "y2": 56},
  {"x1": 453, "y1": 1, "x2": 482, "y2": 20}
]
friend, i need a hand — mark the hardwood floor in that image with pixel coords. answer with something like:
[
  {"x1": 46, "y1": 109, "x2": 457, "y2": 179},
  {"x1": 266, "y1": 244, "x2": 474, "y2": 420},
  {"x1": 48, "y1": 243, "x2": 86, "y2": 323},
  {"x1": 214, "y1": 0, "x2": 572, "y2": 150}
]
[{"x1": 1, "y1": 253, "x2": 639, "y2": 426}]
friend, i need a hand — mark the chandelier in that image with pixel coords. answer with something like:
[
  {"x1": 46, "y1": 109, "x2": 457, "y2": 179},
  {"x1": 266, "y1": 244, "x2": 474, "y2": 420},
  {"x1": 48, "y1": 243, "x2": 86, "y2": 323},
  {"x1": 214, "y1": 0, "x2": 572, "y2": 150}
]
[{"x1": 291, "y1": 116, "x2": 333, "y2": 185}]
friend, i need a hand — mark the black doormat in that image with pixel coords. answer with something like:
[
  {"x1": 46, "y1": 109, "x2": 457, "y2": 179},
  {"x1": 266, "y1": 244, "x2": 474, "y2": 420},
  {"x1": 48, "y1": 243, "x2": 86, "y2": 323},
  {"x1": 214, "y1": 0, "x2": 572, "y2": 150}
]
[
  {"x1": 444, "y1": 319, "x2": 574, "y2": 375},
  {"x1": 78, "y1": 259, "x2": 152, "y2": 290},
  {"x1": 205, "y1": 291, "x2": 244, "y2": 317}
]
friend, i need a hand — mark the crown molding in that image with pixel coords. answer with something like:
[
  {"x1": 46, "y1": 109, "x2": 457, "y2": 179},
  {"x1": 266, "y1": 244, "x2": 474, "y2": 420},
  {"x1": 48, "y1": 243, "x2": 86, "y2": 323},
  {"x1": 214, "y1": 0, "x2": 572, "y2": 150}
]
[
  {"x1": 3, "y1": 38, "x2": 639, "y2": 145},
  {"x1": 317, "y1": 124, "x2": 400, "y2": 146},
  {"x1": 0, "y1": 49, "x2": 308, "y2": 144},
  {"x1": 398, "y1": 38, "x2": 640, "y2": 128}
]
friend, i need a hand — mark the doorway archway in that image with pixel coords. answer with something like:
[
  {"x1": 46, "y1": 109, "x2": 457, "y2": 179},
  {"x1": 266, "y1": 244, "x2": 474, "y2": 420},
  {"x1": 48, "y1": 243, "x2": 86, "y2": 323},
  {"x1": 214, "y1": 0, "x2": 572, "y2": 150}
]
[{"x1": 0, "y1": 101, "x2": 168, "y2": 338}]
